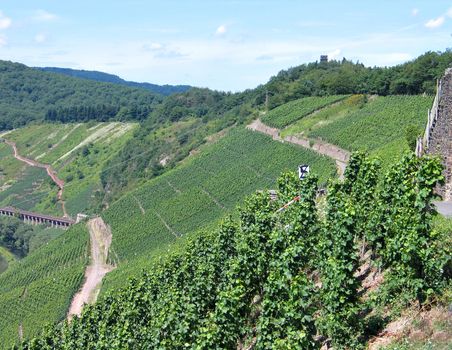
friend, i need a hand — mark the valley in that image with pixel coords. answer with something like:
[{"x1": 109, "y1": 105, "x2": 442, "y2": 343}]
[{"x1": 0, "y1": 49, "x2": 450, "y2": 349}]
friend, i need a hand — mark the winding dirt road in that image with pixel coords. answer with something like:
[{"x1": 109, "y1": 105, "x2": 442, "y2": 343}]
[
  {"x1": 247, "y1": 119, "x2": 350, "y2": 179},
  {"x1": 3, "y1": 139, "x2": 68, "y2": 216},
  {"x1": 67, "y1": 217, "x2": 114, "y2": 320}
]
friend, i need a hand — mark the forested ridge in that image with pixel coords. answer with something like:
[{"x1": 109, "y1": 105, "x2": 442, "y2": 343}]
[
  {"x1": 38, "y1": 67, "x2": 192, "y2": 96},
  {"x1": 0, "y1": 60, "x2": 162, "y2": 129}
]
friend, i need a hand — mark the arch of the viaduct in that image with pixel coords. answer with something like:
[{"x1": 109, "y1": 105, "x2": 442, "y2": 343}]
[{"x1": 0, "y1": 207, "x2": 74, "y2": 229}]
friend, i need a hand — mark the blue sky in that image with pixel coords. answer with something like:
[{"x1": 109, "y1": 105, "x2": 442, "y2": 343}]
[{"x1": 0, "y1": 1, "x2": 451, "y2": 91}]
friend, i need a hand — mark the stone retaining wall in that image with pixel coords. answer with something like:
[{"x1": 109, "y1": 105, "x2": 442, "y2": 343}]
[{"x1": 426, "y1": 68, "x2": 452, "y2": 200}]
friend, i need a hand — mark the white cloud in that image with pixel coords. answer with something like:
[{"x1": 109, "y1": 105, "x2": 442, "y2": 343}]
[
  {"x1": 0, "y1": 11, "x2": 12, "y2": 30},
  {"x1": 0, "y1": 34, "x2": 6, "y2": 47},
  {"x1": 425, "y1": 16, "x2": 445, "y2": 28},
  {"x1": 34, "y1": 9, "x2": 58, "y2": 22},
  {"x1": 412, "y1": 8, "x2": 419, "y2": 16},
  {"x1": 216, "y1": 25, "x2": 227, "y2": 35},
  {"x1": 328, "y1": 49, "x2": 341, "y2": 60},
  {"x1": 447, "y1": 8, "x2": 452, "y2": 18},
  {"x1": 35, "y1": 33, "x2": 46, "y2": 44},
  {"x1": 148, "y1": 42, "x2": 163, "y2": 50}
]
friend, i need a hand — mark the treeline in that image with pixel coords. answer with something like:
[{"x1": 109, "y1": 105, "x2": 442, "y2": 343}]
[
  {"x1": 0, "y1": 60, "x2": 162, "y2": 129},
  {"x1": 45, "y1": 104, "x2": 152, "y2": 123},
  {"x1": 0, "y1": 217, "x2": 35, "y2": 257},
  {"x1": 18, "y1": 153, "x2": 450, "y2": 349},
  {"x1": 39, "y1": 67, "x2": 192, "y2": 96},
  {"x1": 262, "y1": 50, "x2": 452, "y2": 109}
]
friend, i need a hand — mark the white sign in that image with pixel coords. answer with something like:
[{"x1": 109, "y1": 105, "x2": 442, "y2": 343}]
[{"x1": 298, "y1": 164, "x2": 310, "y2": 180}]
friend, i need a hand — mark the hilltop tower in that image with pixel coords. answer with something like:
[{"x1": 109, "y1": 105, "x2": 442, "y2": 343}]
[
  {"x1": 320, "y1": 55, "x2": 328, "y2": 63},
  {"x1": 420, "y1": 68, "x2": 452, "y2": 200}
]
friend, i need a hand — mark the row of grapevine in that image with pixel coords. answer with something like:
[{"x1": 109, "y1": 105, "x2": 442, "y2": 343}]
[
  {"x1": 18, "y1": 152, "x2": 449, "y2": 349},
  {"x1": 261, "y1": 95, "x2": 348, "y2": 128},
  {"x1": 0, "y1": 224, "x2": 89, "y2": 349},
  {"x1": 308, "y1": 95, "x2": 433, "y2": 162}
]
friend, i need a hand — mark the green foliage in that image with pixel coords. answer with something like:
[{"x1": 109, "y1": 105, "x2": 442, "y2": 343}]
[
  {"x1": 261, "y1": 95, "x2": 348, "y2": 128},
  {"x1": 263, "y1": 50, "x2": 452, "y2": 108},
  {"x1": 0, "y1": 216, "x2": 43, "y2": 257},
  {"x1": 100, "y1": 85, "x2": 259, "y2": 201},
  {"x1": 39, "y1": 66, "x2": 191, "y2": 96},
  {"x1": 317, "y1": 180, "x2": 362, "y2": 349},
  {"x1": 370, "y1": 154, "x2": 447, "y2": 305},
  {"x1": 405, "y1": 124, "x2": 422, "y2": 151}
]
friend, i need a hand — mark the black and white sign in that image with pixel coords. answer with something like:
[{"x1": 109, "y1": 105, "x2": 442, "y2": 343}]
[{"x1": 298, "y1": 164, "x2": 310, "y2": 180}]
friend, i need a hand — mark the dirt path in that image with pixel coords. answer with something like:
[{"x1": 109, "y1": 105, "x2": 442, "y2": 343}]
[
  {"x1": 3, "y1": 139, "x2": 68, "y2": 217},
  {"x1": 247, "y1": 119, "x2": 350, "y2": 179},
  {"x1": 154, "y1": 210, "x2": 179, "y2": 238},
  {"x1": 67, "y1": 217, "x2": 114, "y2": 320},
  {"x1": 133, "y1": 195, "x2": 145, "y2": 215}
]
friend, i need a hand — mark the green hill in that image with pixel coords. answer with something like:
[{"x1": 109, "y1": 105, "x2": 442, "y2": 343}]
[
  {"x1": 0, "y1": 224, "x2": 88, "y2": 348},
  {"x1": 100, "y1": 127, "x2": 335, "y2": 292},
  {"x1": 0, "y1": 60, "x2": 161, "y2": 129},
  {"x1": 0, "y1": 122, "x2": 138, "y2": 217},
  {"x1": 0, "y1": 126, "x2": 335, "y2": 348}
]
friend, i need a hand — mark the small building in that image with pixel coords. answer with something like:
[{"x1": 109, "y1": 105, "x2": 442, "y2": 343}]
[{"x1": 320, "y1": 55, "x2": 328, "y2": 63}]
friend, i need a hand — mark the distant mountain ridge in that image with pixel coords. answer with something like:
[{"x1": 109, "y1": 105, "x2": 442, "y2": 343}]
[{"x1": 38, "y1": 67, "x2": 192, "y2": 96}]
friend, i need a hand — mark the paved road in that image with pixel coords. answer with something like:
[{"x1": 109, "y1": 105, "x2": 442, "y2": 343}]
[{"x1": 433, "y1": 201, "x2": 452, "y2": 217}]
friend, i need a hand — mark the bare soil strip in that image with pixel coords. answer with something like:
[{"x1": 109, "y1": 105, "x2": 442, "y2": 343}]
[
  {"x1": 3, "y1": 140, "x2": 68, "y2": 216},
  {"x1": 247, "y1": 119, "x2": 350, "y2": 178},
  {"x1": 166, "y1": 180, "x2": 182, "y2": 194},
  {"x1": 67, "y1": 217, "x2": 114, "y2": 320},
  {"x1": 201, "y1": 187, "x2": 226, "y2": 210},
  {"x1": 133, "y1": 195, "x2": 145, "y2": 215},
  {"x1": 154, "y1": 210, "x2": 179, "y2": 238}
]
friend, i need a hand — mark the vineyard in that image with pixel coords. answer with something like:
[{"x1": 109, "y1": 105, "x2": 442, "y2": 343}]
[
  {"x1": 17, "y1": 152, "x2": 451, "y2": 349},
  {"x1": 0, "y1": 122, "x2": 137, "y2": 216},
  {"x1": 100, "y1": 127, "x2": 336, "y2": 292},
  {"x1": 308, "y1": 95, "x2": 433, "y2": 166},
  {"x1": 279, "y1": 95, "x2": 366, "y2": 138},
  {"x1": 0, "y1": 167, "x2": 57, "y2": 214},
  {"x1": 261, "y1": 95, "x2": 348, "y2": 128},
  {"x1": 0, "y1": 224, "x2": 88, "y2": 348}
]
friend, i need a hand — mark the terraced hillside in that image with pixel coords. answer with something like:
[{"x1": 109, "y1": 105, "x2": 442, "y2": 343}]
[
  {"x1": 0, "y1": 122, "x2": 137, "y2": 217},
  {"x1": 100, "y1": 127, "x2": 336, "y2": 292},
  {"x1": 0, "y1": 224, "x2": 88, "y2": 348},
  {"x1": 265, "y1": 95, "x2": 433, "y2": 168},
  {"x1": 0, "y1": 126, "x2": 334, "y2": 348},
  {"x1": 261, "y1": 95, "x2": 348, "y2": 128}
]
